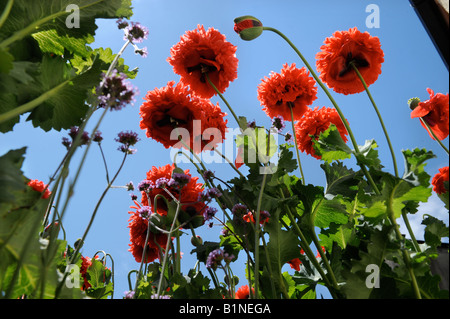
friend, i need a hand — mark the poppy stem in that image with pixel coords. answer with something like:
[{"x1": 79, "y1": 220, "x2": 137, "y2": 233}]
[
  {"x1": 205, "y1": 72, "x2": 241, "y2": 127},
  {"x1": 253, "y1": 172, "x2": 268, "y2": 299},
  {"x1": 420, "y1": 118, "x2": 449, "y2": 154},
  {"x1": 288, "y1": 103, "x2": 306, "y2": 185},
  {"x1": 350, "y1": 62, "x2": 399, "y2": 177},
  {"x1": 263, "y1": 26, "x2": 381, "y2": 195}
]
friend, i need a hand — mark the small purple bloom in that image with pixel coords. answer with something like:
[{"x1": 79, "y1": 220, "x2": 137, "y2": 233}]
[
  {"x1": 168, "y1": 172, "x2": 191, "y2": 189},
  {"x1": 199, "y1": 188, "x2": 222, "y2": 202},
  {"x1": 203, "y1": 206, "x2": 217, "y2": 222},
  {"x1": 284, "y1": 132, "x2": 294, "y2": 143},
  {"x1": 126, "y1": 182, "x2": 135, "y2": 191},
  {"x1": 130, "y1": 193, "x2": 138, "y2": 201},
  {"x1": 232, "y1": 203, "x2": 247, "y2": 216},
  {"x1": 124, "y1": 22, "x2": 149, "y2": 43},
  {"x1": 123, "y1": 290, "x2": 135, "y2": 299},
  {"x1": 135, "y1": 46, "x2": 148, "y2": 58},
  {"x1": 96, "y1": 70, "x2": 137, "y2": 111},
  {"x1": 206, "y1": 248, "x2": 234, "y2": 270},
  {"x1": 115, "y1": 130, "x2": 140, "y2": 146},
  {"x1": 93, "y1": 130, "x2": 103, "y2": 143},
  {"x1": 137, "y1": 206, "x2": 152, "y2": 219},
  {"x1": 116, "y1": 19, "x2": 129, "y2": 30},
  {"x1": 62, "y1": 137, "x2": 72, "y2": 150},
  {"x1": 206, "y1": 249, "x2": 224, "y2": 270},
  {"x1": 138, "y1": 180, "x2": 154, "y2": 192},
  {"x1": 272, "y1": 116, "x2": 286, "y2": 132},
  {"x1": 202, "y1": 170, "x2": 215, "y2": 181},
  {"x1": 155, "y1": 177, "x2": 170, "y2": 189},
  {"x1": 247, "y1": 120, "x2": 256, "y2": 129}
]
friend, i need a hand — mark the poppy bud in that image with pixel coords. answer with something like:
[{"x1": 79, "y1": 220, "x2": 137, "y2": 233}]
[
  {"x1": 233, "y1": 16, "x2": 263, "y2": 41},
  {"x1": 408, "y1": 97, "x2": 421, "y2": 111},
  {"x1": 191, "y1": 235, "x2": 203, "y2": 246}
]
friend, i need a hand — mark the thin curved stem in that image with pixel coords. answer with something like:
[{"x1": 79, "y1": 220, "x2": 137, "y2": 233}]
[
  {"x1": 420, "y1": 118, "x2": 449, "y2": 154},
  {"x1": 205, "y1": 72, "x2": 241, "y2": 127},
  {"x1": 288, "y1": 103, "x2": 306, "y2": 185},
  {"x1": 253, "y1": 172, "x2": 268, "y2": 299},
  {"x1": 350, "y1": 63, "x2": 399, "y2": 177},
  {"x1": 0, "y1": 0, "x2": 14, "y2": 29},
  {"x1": 263, "y1": 26, "x2": 381, "y2": 195}
]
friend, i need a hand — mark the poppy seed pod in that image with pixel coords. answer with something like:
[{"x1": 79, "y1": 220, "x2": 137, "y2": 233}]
[
  {"x1": 408, "y1": 97, "x2": 421, "y2": 111},
  {"x1": 234, "y1": 16, "x2": 263, "y2": 41}
]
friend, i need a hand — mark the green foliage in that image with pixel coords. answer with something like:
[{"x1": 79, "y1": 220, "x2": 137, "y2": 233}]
[{"x1": 0, "y1": 0, "x2": 133, "y2": 132}]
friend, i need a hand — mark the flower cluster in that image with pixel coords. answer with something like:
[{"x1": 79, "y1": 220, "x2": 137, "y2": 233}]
[
  {"x1": 127, "y1": 201, "x2": 169, "y2": 263},
  {"x1": 96, "y1": 70, "x2": 138, "y2": 111},
  {"x1": 205, "y1": 248, "x2": 234, "y2": 271},
  {"x1": 294, "y1": 107, "x2": 349, "y2": 159},
  {"x1": 316, "y1": 27, "x2": 384, "y2": 95},
  {"x1": 62, "y1": 126, "x2": 91, "y2": 150},
  {"x1": 257, "y1": 63, "x2": 317, "y2": 121},
  {"x1": 139, "y1": 81, "x2": 228, "y2": 153},
  {"x1": 140, "y1": 164, "x2": 206, "y2": 219},
  {"x1": 115, "y1": 130, "x2": 140, "y2": 154},
  {"x1": 432, "y1": 166, "x2": 449, "y2": 195},
  {"x1": 167, "y1": 25, "x2": 238, "y2": 99}
]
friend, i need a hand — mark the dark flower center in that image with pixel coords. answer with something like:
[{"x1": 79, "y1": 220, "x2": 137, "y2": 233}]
[{"x1": 339, "y1": 52, "x2": 369, "y2": 77}]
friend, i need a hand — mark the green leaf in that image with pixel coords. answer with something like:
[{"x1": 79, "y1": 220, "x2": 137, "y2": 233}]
[
  {"x1": 260, "y1": 209, "x2": 300, "y2": 298},
  {"x1": 341, "y1": 226, "x2": 398, "y2": 299},
  {"x1": 85, "y1": 258, "x2": 112, "y2": 299},
  {"x1": 0, "y1": 47, "x2": 13, "y2": 73},
  {"x1": 361, "y1": 173, "x2": 432, "y2": 220},
  {"x1": 422, "y1": 215, "x2": 449, "y2": 249},
  {"x1": 0, "y1": 0, "x2": 132, "y2": 48},
  {"x1": 0, "y1": 148, "x2": 27, "y2": 206},
  {"x1": 25, "y1": 54, "x2": 103, "y2": 131},
  {"x1": 401, "y1": 148, "x2": 436, "y2": 187},
  {"x1": 292, "y1": 182, "x2": 348, "y2": 229},
  {"x1": 321, "y1": 161, "x2": 361, "y2": 199},
  {"x1": 312, "y1": 124, "x2": 352, "y2": 163},
  {"x1": 353, "y1": 139, "x2": 382, "y2": 170},
  {"x1": 31, "y1": 29, "x2": 94, "y2": 58}
]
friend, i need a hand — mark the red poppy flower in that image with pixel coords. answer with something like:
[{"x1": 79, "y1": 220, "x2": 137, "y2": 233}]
[
  {"x1": 431, "y1": 166, "x2": 449, "y2": 195},
  {"x1": 288, "y1": 258, "x2": 302, "y2": 271},
  {"x1": 196, "y1": 102, "x2": 228, "y2": 152},
  {"x1": 257, "y1": 63, "x2": 317, "y2": 121},
  {"x1": 235, "y1": 285, "x2": 254, "y2": 299},
  {"x1": 128, "y1": 204, "x2": 169, "y2": 263},
  {"x1": 167, "y1": 25, "x2": 238, "y2": 99},
  {"x1": 141, "y1": 164, "x2": 205, "y2": 219},
  {"x1": 27, "y1": 179, "x2": 51, "y2": 199},
  {"x1": 294, "y1": 106, "x2": 349, "y2": 159},
  {"x1": 316, "y1": 27, "x2": 384, "y2": 95},
  {"x1": 139, "y1": 81, "x2": 227, "y2": 153},
  {"x1": 410, "y1": 88, "x2": 449, "y2": 141},
  {"x1": 242, "y1": 210, "x2": 270, "y2": 225},
  {"x1": 288, "y1": 249, "x2": 305, "y2": 271}
]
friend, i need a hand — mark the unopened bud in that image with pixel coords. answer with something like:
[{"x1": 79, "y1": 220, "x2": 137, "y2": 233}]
[
  {"x1": 234, "y1": 16, "x2": 263, "y2": 41},
  {"x1": 191, "y1": 235, "x2": 203, "y2": 247}
]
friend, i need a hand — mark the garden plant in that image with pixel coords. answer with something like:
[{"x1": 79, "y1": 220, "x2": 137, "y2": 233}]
[{"x1": 0, "y1": 0, "x2": 448, "y2": 300}]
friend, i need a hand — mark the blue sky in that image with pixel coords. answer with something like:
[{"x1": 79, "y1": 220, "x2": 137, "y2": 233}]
[{"x1": 0, "y1": 0, "x2": 448, "y2": 298}]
